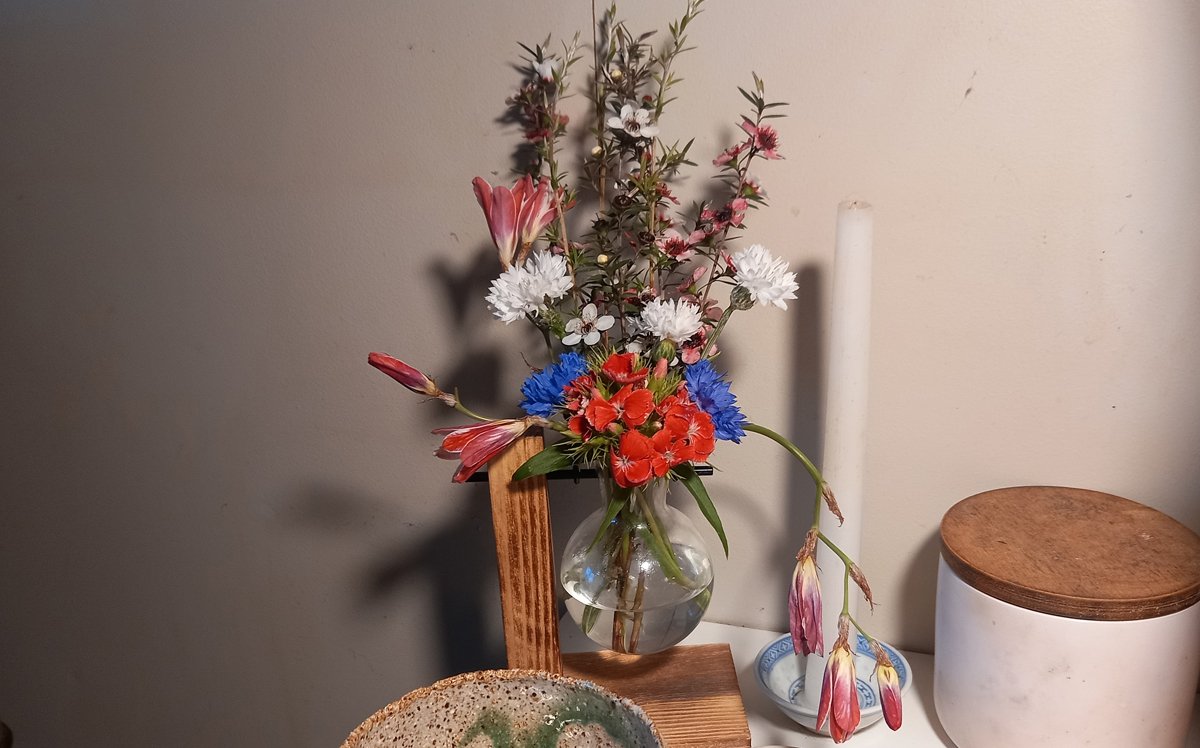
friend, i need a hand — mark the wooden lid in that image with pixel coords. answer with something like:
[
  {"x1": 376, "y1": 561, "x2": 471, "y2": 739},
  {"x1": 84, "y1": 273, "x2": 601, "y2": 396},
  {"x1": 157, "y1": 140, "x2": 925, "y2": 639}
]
[{"x1": 941, "y1": 486, "x2": 1200, "y2": 620}]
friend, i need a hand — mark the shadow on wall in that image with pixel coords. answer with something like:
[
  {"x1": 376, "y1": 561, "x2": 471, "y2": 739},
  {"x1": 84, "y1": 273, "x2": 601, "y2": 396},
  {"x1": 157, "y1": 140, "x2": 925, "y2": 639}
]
[
  {"x1": 780, "y1": 264, "x2": 824, "y2": 566},
  {"x1": 897, "y1": 529, "x2": 942, "y2": 654},
  {"x1": 358, "y1": 484, "x2": 507, "y2": 675}
]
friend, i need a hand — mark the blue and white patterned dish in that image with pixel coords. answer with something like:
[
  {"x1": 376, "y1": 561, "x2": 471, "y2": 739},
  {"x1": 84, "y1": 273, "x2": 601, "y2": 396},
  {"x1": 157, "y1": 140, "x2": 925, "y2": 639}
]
[{"x1": 754, "y1": 632, "x2": 911, "y2": 735}]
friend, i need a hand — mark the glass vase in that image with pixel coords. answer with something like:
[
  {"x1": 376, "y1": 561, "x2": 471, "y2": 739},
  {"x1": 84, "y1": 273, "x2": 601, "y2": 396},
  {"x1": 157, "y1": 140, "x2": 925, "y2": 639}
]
[{"x1": 560, "y1": 469, "x2": 713, "y2": 654}]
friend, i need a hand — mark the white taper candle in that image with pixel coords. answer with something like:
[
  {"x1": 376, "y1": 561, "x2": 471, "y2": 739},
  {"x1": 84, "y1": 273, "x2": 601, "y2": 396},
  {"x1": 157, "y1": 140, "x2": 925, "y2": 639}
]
[{"x1": 800, "y1": 199, "x2": 874, "y2": 709}]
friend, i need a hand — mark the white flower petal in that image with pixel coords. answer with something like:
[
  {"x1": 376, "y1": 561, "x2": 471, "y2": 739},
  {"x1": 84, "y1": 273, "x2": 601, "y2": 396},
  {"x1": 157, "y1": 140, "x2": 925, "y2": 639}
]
[
  {"x1": 595, "y1": 314, "x2": 615, "y2": 332},
  {"x1": 731, "y1": 244, "x2": 799, "y2": 310},
  {"x1": 562, "y1": 332, "x2": 582, "y2": 346},
  {"x1": 583, "y1": 330, "x2": 601, "y2": 346},
  {"x1": 637, "y1": 298, "x2": 702, "y2": 343}
]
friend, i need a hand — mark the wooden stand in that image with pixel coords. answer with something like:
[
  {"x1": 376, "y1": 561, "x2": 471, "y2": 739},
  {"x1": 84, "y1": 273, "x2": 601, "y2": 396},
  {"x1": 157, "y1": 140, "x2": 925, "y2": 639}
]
[{"x1": 486, "y1": 433, "x2": 751, "y2": 748}]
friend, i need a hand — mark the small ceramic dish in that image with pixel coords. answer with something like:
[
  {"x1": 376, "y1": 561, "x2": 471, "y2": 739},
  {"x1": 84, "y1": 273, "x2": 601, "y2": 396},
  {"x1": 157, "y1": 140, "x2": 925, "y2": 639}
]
[
  {"x1": 754, "y1": 633, "x2": 911, "y2": 735},
  {"x1": 341, "y1": 668, "x2": 662, "y2": 747}
]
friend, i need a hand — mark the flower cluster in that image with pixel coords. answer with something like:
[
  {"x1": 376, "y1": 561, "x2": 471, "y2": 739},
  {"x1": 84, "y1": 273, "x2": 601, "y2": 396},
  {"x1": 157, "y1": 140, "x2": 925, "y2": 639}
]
[{"x1": 367, "y1": 2, "x2": 902, "y2": 740}]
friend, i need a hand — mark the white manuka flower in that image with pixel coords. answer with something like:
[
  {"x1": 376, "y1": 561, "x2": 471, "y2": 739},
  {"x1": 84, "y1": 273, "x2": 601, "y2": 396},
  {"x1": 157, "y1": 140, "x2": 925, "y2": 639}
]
[
  {"x1": 731, "y1": 243, "x2": 799, "y2": 309},
  {"x1": 485, "y1": 249, "x2": 572, "y2": 324},
  {"x1": 637, "y1": 298, "x2": 702, "y2": 343},
  {"x1": 607, "y1": 103, "x2": 659, "y2": 139},
  {"x1": 532, "y1": 58, "x2": 556, "y2": 83},
  {"x1": 562, "y1": 303, "x2": 615, "y2": 346}
]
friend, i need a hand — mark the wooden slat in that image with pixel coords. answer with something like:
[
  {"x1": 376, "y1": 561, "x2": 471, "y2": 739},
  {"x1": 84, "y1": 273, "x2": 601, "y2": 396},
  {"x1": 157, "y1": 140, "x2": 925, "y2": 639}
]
[
  {"x1": 563, "y1": 644, "x2": 751, "y2": 748},
  {"x1": 486, "y1": 432, "x2": 563, "y2": 673}
]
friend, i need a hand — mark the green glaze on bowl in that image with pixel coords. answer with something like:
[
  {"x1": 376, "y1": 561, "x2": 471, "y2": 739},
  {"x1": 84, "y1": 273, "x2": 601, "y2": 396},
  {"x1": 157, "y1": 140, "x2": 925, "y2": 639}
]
[{"x1": 342, "y1": 669, "x2": 662, "y2": 748}]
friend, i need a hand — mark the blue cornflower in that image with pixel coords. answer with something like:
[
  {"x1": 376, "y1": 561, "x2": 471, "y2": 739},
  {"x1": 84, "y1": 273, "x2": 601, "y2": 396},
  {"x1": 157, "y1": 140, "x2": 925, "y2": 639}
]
[
  {"x1": 519, "y1": 352, "x2": 589, "y2": 417},
  {"x1": 684, "y1": 360, "x2": 747, "y2": 442}
]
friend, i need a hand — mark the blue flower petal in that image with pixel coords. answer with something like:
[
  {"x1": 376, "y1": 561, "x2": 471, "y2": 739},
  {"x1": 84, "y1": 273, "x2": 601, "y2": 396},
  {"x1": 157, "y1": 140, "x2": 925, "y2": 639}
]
[
  {"x1": 520, "y1": 352, "x2": 589, "y2": 417},
  {"x1": 684, "y1": 360, "x2": 748, "y2": 442}
]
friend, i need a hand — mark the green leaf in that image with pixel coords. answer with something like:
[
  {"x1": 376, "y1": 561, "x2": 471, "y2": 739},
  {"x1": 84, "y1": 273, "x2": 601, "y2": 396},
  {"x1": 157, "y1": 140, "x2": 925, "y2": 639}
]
[
  {"x1": 587, "y1": 490, "x2": 629, "y2": 551},
  {"x1": 511, "y1": 444, "x2": 574, "y2": 481},
  {"x1": 581, "y1": 603, "x2": 601, "y2": 634},
  {"x1": 676, "y1": 464, "x2": 729, "y2": 556}
]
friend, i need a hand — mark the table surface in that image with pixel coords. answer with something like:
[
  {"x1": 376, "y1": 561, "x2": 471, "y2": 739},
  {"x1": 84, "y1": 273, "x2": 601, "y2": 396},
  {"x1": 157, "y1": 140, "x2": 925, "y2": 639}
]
[{"x1": 563, "y1": 619, "x2": 1200, "y2": 747}]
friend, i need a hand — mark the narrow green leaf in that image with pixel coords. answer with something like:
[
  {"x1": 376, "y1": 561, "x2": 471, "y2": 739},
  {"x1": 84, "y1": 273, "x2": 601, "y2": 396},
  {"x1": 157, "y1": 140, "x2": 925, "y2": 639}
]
[
  {"x1": 581, "y1": 604, "x2": 601, "y2": 634},
  {"x1": 737, "y1": 87, "x2": 759, "y2": 107},
  {"x1": 587, "y1": 491, "x2": 629, "y2": 551},
  {"x1": 511, "y1": 444, "x2": 574, "y2": 481},
  {"x1": 676, "y1": 464, "x2": 729, "y2": 556}
]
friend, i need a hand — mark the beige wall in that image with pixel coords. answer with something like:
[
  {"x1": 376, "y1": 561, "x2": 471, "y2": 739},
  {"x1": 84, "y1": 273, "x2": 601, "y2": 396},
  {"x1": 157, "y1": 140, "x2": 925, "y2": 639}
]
[{"x1": 2, "y1": 1, "x2": 1197, "y2": 745}]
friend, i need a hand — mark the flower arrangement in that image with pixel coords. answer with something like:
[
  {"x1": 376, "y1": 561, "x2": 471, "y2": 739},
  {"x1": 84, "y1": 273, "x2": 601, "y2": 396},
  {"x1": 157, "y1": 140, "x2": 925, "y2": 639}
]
[{"x1": 369, "y1": 1, "x2": 901, "y2": 740}]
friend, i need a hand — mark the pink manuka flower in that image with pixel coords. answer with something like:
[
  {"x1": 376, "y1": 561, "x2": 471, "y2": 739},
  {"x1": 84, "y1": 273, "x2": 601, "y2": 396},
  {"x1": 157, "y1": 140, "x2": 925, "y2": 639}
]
[
  {"x1": 655, "y1": 228, "x2": 704, "y2": 261},
  {"x1": 788, "y1": 530, "x2": 824, "y2": 656},
  {"x1": 368, "y1": 352, "x2": 456, "y2": 406},
  {"x1": 472, "y1": 175, "x2": 559, "y2": 268},
  {"x1": 433, "y1": 417, "x2": 541, "y2": 483},
  {"x1": 872, "y1": 642, "x2": 904, "y2": 730},
  {"x1": 817, "y1": 616, "x2": 861, "y2": 744},
  {"x1": 740, "y1": 118, "x2": 782, "y2": 159},
  {"x1": 713, "y1": 142, "x2": 745, "y2": 166}
]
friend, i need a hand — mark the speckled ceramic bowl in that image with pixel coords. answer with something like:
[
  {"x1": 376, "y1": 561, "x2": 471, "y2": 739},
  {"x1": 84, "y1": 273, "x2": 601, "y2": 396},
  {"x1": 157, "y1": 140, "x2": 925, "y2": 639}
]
[{"x1": 342, "y1": 669, "x2": 663, "y2": 748}]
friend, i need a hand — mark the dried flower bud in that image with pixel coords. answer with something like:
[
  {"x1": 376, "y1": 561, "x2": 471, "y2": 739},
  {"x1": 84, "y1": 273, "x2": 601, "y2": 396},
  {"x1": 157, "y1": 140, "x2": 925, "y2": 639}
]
[
  {"x1": 609, "y1": 68, "x2": 623, "y2": 81},
  {"x1": 850, "y1": 563, "x2": 875, "y2": 610},
  {"x1": 822, "y1": 482, "x2": 845, "y2": 524},
  {"x1": 596, "y1": 253, "x2": 610, "y2": 266},
  {"x1": 590, "y1": 145, "x2": 604, "y2": 158},
  {"x1": 637, "y1": 230, "x2": 656, "y2": 245}
]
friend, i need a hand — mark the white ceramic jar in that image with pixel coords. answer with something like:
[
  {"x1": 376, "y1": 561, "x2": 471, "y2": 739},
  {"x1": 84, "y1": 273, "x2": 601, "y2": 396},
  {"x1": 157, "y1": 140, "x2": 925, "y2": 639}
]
[{"x1": 934, "y1": 486, "x2": 1200, "y2": 748}]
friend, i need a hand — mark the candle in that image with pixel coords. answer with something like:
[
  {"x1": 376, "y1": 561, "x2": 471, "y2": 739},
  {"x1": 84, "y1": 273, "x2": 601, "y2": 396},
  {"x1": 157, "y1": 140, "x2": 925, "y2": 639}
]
[{"x1": 800, "y1": 200, "x2": 874, "y2": 709}]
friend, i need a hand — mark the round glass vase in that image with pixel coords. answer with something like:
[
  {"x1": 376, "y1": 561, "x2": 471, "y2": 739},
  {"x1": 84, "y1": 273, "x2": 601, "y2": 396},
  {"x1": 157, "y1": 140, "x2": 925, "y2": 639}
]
[{"x1": 560, "y1": 470, "x2": 714, "y2": 654}]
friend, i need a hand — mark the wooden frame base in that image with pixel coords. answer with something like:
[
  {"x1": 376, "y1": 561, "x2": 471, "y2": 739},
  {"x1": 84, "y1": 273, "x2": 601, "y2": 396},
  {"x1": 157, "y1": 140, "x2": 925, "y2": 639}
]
[{"x1": 563, "y1": 644, "x2": 751, "y2": 748}]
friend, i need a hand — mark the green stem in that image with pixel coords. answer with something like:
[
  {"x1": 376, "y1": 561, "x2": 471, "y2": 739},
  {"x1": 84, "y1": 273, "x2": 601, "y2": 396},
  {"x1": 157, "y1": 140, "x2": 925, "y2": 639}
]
[
  {"x1": 743, "y1": 422, "x2": 824, "y2": 489},
  {"x1": 452, "y1": 397, "x2": 492, "y2": 422},
  {"x1": 632, "y1": 489, "x2": 692, "y2": 587},
  {"x1": 697, "y1": 305, "x2": 734, "y2": 360}
]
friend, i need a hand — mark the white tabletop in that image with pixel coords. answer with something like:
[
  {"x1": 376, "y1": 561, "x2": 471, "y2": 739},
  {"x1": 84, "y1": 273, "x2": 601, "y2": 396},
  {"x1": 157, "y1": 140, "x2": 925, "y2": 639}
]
[{"x1": 564, "y1": 619, "x2": 1200, "y2": 747}]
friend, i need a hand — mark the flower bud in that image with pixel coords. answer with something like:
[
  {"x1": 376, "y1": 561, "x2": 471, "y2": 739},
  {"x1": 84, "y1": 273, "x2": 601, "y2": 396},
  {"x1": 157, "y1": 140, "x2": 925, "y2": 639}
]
[
  {"x1": 590, "y1": 145, "x2": 604, "y2": 158},
  {"x1": 729, "y1": 285, "x2": 755, "y2": 311},
  {"x1": 609, "y1": 68, "x2": 623, "y2": 81}
]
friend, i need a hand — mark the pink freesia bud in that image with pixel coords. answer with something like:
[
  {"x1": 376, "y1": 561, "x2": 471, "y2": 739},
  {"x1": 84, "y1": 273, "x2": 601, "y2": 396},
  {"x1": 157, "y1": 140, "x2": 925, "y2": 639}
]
[
  {"x1": 433, "y1": 417, "x2": 540, "y2": 483},
  {"x1": 472, "y1": 175, "x2": 560, "y2": 268},
  {"x1": 368, "y1": 352, "x2": 456, "y2": 405},
  {"x1": 816, "y1": 616, "x2": 861, "y2": 744},
  {"x1": 872, "y1": 643, "x2": 903, "y2": 731},
  {"x1": 788, "y1": 530, "x2": 823, "y2": 656}
]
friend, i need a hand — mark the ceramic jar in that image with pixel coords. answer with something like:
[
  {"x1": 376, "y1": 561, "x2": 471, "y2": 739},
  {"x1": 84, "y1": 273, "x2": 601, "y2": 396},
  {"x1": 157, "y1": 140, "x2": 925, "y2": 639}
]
[{"x1": 934, "y1": 486, "x2": 1200, "y2": 748}]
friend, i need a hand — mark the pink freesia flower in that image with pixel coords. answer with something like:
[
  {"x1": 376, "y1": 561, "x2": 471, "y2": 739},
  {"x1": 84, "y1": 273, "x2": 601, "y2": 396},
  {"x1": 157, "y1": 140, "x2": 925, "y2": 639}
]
[
  {"x1": 788, "y1": 530, "x2": 824, "y2": 656},
  {"x1": 433, "y1": 417, "x2": 541, "y2": 483},
  {"x1": 368, "y1": 352, "x2": 456, "y2": 406},
  {"x1": 740, "y1": 118, "x2": 782, "y2": 159},
  {"x1": 472, "y1": 175, "x2": 560, "y2": 268},
  {"x1": 872, "y1": 642, "x2": 903, "y2": 730},
  {"x1": 817, "y1": 616, "x2": 861, "y2": 744}
]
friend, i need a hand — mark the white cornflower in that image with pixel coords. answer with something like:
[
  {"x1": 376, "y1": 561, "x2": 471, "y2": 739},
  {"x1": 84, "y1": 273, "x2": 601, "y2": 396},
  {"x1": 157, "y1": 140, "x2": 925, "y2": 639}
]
[
  {"x1": 524, "y1": 249, "x2": 573, "y2": 302},
  {"x1": 561, "y1": 303, "x2": 615, "y2": 346},
  {"x1": 485, "y1": 249, "x2": 572, "y2": 323},
  {"x1": 637, "y1": 298, "x2": 703, "y2": 343},
  {"x1": 606, "y1": 104, "x2": 659, "y2": 139},
  {"x1": 730, "y1": 243, "x2": 799, "y2": 309}
]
